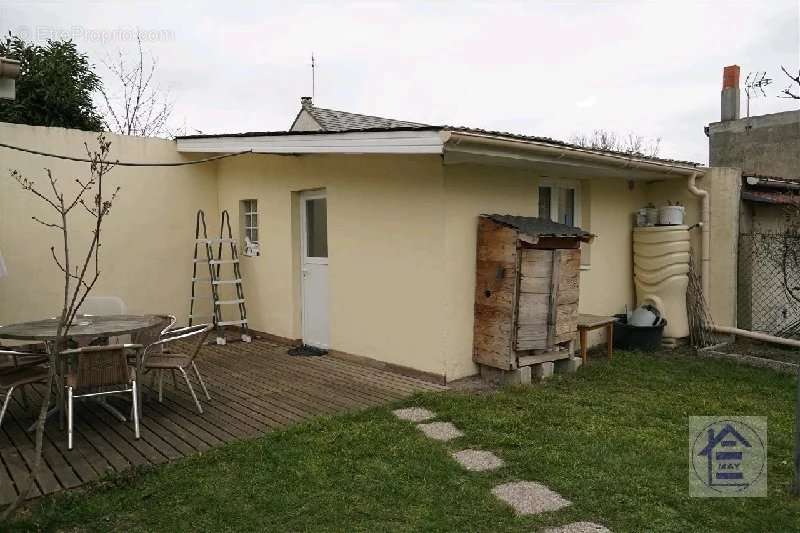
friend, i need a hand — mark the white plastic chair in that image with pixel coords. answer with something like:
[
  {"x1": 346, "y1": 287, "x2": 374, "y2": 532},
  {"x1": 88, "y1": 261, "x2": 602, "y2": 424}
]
[
  {"x1": 78, "y1": 296, "x2": 127, "y2": 316},
  {"x1": 78, "y1": 296, "x2": 128, "y2": 344}
]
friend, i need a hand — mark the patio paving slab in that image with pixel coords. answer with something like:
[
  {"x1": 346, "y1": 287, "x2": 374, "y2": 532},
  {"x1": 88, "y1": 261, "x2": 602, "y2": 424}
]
[
  {"x1": 416, "y1": 421, "x2": 464, "y2": 441},
  {"x1": 491, "y1": 481, "x2": 571, "y2": 515},
  {"x1": 392, "y1": 407, "x2": 436, "y2": 422},
  {"x1": 451, "y1": 449, "x2": 504, "y2": 471},
  {"x1": 543, "y1": 522, "x2": 612, "y2": 533}
]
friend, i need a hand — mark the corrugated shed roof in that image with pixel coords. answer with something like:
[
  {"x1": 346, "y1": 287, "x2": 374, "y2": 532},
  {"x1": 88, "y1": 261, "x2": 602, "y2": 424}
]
[
  {"x1": 742, "y1": 190, "x2": 800, "y2": 205},
  {"x1": 483, "y1": 214, "x2": 594, "y2": 241}
]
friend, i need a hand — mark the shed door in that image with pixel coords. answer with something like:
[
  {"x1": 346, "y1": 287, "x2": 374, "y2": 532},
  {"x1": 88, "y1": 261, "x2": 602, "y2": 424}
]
[
  {"x1": 300, "y1": 190, "x2": 330, "y2": 349},
  {"x1": 515, "y1": 248, "x2": 580, "y2": 350},
  {"x1": 516, "y1": 249, "x2": 553, "y2": 350}
]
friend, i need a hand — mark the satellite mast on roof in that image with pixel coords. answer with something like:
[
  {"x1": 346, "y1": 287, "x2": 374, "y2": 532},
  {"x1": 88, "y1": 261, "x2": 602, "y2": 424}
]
[
  {"x1": 744, "y1": 71, "x2": 772, "y2": 118},
  {"x1": 311, "y1": 52, "x2": 316, "y2": 100}
]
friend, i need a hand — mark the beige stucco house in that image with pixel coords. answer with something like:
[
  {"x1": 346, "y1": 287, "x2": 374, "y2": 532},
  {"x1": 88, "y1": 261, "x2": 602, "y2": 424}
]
[{"x1": 0, "y1": 98, "x2": 739, "y2": 383}]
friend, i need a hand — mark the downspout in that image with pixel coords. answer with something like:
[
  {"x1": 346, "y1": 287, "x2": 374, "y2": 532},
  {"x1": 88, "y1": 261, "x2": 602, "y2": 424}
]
[{"x1": 687, "y1": 172, "x2": 710, "y2": 297}]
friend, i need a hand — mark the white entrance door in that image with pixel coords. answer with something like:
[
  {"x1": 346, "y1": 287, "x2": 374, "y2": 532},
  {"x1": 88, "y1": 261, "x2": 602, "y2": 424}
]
[{"x1": 300, "y1": 190, "x2": 330, "y2": 349}]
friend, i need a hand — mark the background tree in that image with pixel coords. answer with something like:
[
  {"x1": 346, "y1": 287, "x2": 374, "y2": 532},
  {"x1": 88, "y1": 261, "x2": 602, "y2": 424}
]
[
  {"x1": 0, "y1": 33, "x2": 103, "y2": 131},
  {"x1": 569, "y1": 129, "x2": 662, "y2": 158},
  {"x1": 779, "y1": 66, "x2": 800, "y2": 100},
  {"x1": 98, "y1": 33, "x2": 174, "y2": 137}
]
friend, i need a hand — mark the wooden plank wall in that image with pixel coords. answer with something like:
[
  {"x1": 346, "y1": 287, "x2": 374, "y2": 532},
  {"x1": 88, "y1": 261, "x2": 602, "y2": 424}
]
[
  {"x1": 515, "y1": 249, "x2": 553, "y2": 350},
  {"x1": 473, "y1": 218, "x2": 519, "y2": 369},
  {"x1": 554, "y1": 248, "x2": 581, "y2": 343}
]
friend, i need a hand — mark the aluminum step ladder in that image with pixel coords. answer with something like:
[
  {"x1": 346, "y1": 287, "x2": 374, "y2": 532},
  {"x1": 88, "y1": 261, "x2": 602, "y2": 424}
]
[{"x1": 189, "y1": 209, "x2": 252, "y2": 345}]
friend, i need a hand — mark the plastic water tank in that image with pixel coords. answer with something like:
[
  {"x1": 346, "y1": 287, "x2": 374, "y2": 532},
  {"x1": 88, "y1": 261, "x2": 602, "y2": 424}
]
[{"x1": 633, "y1": 226, "x2": 690, "y2": 340}]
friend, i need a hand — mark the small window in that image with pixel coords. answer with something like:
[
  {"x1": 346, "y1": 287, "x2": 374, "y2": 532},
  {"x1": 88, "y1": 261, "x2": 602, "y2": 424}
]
[
  {"x1": 558, "y1": 187, "x2": 575, "y2": 226},
  {"x1": 538, "y1": 180, "x2": 589, "y2": 267},
  {"x1": 538, "y1": 186, "x2": 552, "y2": 220},
  {"x1": 240, "y1": 199, "x2": 260, "y2": 257},
  {"x1": 538, "y1": 182, "x2": 580, "y2": 227}
]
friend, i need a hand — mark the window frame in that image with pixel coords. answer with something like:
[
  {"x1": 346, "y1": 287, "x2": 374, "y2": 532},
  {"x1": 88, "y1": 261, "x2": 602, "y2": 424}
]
[
  {"x1": 538, "y1": 179, "x2": 590, "y2": 269},
  {"x1": 538, "y1": 178, "x2": 582, "y2": 228},
  {"x1": 240, "y1": 199, "x2": 260, "y2": 257}
]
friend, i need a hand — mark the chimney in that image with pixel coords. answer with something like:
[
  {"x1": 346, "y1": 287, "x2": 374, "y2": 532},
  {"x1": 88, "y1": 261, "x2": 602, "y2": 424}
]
[
  {"x1": 300, "y1": 96, "x2": 313, "y2": 108},
  {"x1": 721, "y1": 65, "x2": 740, "y2": 121}
]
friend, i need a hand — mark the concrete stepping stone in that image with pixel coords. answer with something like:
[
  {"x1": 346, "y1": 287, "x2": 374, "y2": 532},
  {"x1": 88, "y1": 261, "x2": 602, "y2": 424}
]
[
  {"x1": 416, "y1": 421, "x2": 464, "y2": 441},
  {"x1": 491, "y1": 481, "x2": 571, "y2": 515},
  {"x1": 543, "y1": 522, "x2": 612, "y2": 533},
  {"x1": 392, "y1": 407, "x2": 436, "y2": 422},
  {"x1": 451, "y1": 449, "x2": 504, "y2": 471}
]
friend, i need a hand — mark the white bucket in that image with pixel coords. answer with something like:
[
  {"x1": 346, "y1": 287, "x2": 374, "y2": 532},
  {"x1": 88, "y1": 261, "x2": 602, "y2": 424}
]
[{"x1": 658, "y1": 205, "x2": 685, "y2": 225}]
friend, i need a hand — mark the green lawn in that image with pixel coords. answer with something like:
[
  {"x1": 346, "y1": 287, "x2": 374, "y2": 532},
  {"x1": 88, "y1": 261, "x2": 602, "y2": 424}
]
[{"x1": 9, "y1": 351, "x2": 800, "y2": 532}]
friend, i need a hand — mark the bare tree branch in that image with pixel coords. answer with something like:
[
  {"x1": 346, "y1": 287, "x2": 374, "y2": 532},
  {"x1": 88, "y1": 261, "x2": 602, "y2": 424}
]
[
  {"x1": 780, "y1": 65, "x2": 800, "y2": 100},
  {"x1": 97, "y1": 31, "x2": 176, "y2": 137},
  {"x1": 2, "y1": 134, "x2": 119, "y2": 522},
  {"x1": 569, "y1": 129, "x2": 662, "y2": 158}
]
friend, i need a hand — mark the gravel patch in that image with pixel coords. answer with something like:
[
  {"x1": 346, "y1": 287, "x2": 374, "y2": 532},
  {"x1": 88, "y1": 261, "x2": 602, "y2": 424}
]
[
  {"x1": 392, "y1": 407, "x2": 436, "y2": 422},
  {"x1": 451, "y1": 449, "x2": 504, "y2": 471},
  {"x1": 491, "y1": 481, "x2": 571, "y2": 515},
  {"x1": 416, "y1": 421, "x2": 464, "y2": 441},
  {"x1": 543, "y1": 522, "x2": 612, "y2": 533}
]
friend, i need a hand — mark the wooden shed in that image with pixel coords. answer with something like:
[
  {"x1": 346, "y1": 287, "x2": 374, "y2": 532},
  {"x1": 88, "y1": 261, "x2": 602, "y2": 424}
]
[{"x1": 473, "y1": 214, "x2": 594, "y2": 372}]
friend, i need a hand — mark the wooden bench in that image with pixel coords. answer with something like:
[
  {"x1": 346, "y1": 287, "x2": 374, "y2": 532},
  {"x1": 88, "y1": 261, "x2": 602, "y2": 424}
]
[{"x1": 577, "y1": 314, "x2": 616, "y2": 363}]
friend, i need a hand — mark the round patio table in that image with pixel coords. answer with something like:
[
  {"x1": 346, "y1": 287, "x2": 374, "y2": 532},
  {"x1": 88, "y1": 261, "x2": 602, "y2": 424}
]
[
  {"x1": 0, "y1": 314, "x2": 163, "y2": 431},
  {"x1": 0, "y1": 314, "x2": 162, "y2": 341}
]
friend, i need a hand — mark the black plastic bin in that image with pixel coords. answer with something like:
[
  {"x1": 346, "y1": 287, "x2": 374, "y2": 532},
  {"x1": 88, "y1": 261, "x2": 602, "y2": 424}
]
[{"x1": 612, "y1": 314, "x2": 666, "y2": 352}]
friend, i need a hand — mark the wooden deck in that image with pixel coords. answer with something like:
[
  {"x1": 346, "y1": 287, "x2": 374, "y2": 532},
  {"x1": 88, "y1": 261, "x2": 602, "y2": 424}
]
[{"x1": 0, "y1": 338, "x2": 444, "y2": 504}]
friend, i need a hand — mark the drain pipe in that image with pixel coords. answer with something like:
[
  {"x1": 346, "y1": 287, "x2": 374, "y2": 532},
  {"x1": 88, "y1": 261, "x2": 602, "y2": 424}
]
[
  {"x1": 687, "y1": 172, "x2": 710, "y2": 297},
  {"x1": 710, "y1": 325, "x2": 800, "y2": 348}
]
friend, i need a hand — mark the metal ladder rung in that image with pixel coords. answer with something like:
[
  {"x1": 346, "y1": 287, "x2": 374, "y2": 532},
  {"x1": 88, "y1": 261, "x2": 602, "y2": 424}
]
[
  {"x1": 217, "y1": 319, "x2": 248, "y2": 326},
  {"x1": 190, "y1": 209, "x2": 249, "y2": 338}
]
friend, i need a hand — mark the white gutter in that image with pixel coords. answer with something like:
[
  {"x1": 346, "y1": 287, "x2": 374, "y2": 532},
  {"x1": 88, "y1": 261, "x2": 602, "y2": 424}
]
[
  {"x1": 446, "y1": 131, "x2": 705, "y2": 177},
  {"x1": 686, "y1": 172, "x2": 710, "y2": 297}
]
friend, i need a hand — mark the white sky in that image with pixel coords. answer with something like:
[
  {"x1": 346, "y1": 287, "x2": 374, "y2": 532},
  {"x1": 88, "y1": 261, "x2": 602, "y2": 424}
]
[{"x1": 2, "y1": 1, "x2": 799, "y2": 163}]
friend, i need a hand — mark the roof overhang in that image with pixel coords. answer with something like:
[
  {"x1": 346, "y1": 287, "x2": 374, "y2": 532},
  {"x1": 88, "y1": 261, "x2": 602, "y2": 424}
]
[
  {"x1": 176, "y1": 128, "x2": 705, "y2": 180},
  {"x1": 176, "y1": 129, "x2": 446, "y2": 154},
  {"x1": 442, "y1": 131, "x2": 704, "y2": 181}
]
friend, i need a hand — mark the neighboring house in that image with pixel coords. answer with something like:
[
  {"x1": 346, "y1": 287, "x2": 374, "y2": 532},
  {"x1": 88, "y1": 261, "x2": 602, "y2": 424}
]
[
  {"x1": 174, "y1": 97, "x2": 727, "y2": 382},
  {"x1": 706, "y1": 65, "x2": 800, "y2": 334}
]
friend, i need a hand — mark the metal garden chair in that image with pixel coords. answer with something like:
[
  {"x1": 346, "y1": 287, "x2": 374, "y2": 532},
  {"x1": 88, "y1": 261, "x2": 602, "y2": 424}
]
[
  {"x1": 60, "y1": 344, "x2": 142, "y2": 450},
  {"x1": 128, "y1": 314, "x2": 176, "y2": 414},
  {"x1": 0, "y1": 349, "x2": 49, "y2": 428},
  {"x1": 142, "y1": 324, "x2": 212, "y2": 414}
]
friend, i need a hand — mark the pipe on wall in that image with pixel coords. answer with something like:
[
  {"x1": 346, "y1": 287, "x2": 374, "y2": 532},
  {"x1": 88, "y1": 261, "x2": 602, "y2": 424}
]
[
  {"x1": 711, "y1": 325, "x2": 800, "y2": 349},
  {"x1": 686, "y1": 172, "x2": 710, "y2": 298}
]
